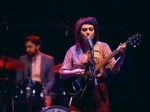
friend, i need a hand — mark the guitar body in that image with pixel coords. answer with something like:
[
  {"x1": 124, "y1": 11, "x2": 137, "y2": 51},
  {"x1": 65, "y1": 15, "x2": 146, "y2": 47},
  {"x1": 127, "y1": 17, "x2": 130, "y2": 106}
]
[{"x1": 62, "y1": 76, "x2": 95, "y2": 101}]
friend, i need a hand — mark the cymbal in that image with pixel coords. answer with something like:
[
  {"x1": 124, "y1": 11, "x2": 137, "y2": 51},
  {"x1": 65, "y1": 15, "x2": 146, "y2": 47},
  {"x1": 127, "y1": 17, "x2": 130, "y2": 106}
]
[
  {"x1": 54, "y1": 63, "x2": 63, "y2": 73},
  {"x1": 0, "y1": 78, "x2": 17, "y2": 82},
  {"x1": 0, "y1": 55, "x2": 25, "y2": 70}
]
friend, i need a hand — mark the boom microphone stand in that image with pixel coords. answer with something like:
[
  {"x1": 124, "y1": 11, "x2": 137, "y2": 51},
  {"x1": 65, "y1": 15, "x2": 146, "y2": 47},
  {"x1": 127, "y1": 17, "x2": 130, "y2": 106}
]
[
  {"x1": 86, "y1": 36, "x2": 98, "y2": 86},
  {"x1": 86, "y1": 36, "x2": 100, "y2": 112}
]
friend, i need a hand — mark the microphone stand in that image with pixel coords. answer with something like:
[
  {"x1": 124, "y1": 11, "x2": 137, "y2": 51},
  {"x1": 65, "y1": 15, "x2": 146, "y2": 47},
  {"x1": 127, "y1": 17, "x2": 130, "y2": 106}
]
[
  {"x1": 87, "y1": 46, "x2": 100, "y2": 111},
  {"x1": 85, "y1": 47, "x2": 93, "y2": 112},
  {"x1": 88, "y1": 47, "x2": 97, "y2": 86}
]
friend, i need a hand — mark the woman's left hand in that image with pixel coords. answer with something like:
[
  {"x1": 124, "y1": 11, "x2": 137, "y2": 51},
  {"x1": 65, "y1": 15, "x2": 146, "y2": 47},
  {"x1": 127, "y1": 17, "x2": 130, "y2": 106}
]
[{"x1": 117, "y1": 43, "x2": 126, "y2": 56}]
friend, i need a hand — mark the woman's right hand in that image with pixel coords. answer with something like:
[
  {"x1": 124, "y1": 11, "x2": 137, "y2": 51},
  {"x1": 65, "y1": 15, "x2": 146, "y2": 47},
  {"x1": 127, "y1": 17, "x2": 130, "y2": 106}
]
[
  {"x1": 73, "y1": 68, "x2": 85, "y2": 77},
  {"x1": 59, "y1": 68, "x2": 85, "y2": 79}
]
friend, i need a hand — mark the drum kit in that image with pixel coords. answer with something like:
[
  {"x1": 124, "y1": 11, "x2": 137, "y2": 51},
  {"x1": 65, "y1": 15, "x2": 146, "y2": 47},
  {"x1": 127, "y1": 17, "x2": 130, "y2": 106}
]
[
  {"x1": 0, "y1": 55, "x2": 25, "y2": 112},
  {"x1": 0, "y1": 56, "x2": 70, "y2": 112}
]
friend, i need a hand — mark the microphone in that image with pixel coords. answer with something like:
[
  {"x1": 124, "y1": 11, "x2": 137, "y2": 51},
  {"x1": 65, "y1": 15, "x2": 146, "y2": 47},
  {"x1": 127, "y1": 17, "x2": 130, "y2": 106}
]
[
  {"x1": 65, "y1": 20, "x2": 69, "y2": 36},
  {"x1": 65, "y1": 26, "x2": 68, "y2": 36},
  {"x1": 86, "y1": 36, "x2": 93, "y2": 50},
  {"x1": 2, "y1": 15, "x2": 9, "y2": 31},
  {"x1": 1, "y1": 21, "x2": 8, "y2": 30},
  {"x1": 6, "y1": 21, "x2": 8, "y2": 31}
]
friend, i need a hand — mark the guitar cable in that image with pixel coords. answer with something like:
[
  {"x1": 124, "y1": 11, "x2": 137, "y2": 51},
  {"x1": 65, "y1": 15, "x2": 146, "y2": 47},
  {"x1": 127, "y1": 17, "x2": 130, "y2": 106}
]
[{"x1": 69, "y1": 97, "x2": 73, "y2": 111}]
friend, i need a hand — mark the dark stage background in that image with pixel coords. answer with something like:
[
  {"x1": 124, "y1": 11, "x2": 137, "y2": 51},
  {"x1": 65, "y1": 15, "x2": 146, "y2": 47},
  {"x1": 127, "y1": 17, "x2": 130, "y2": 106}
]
[{"x1": 0, "y1": 0, "x2": 150, "y2": 112}]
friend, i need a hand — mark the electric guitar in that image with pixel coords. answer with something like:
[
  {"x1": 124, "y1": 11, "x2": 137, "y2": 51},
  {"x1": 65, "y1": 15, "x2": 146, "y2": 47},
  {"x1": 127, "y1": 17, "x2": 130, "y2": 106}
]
[{"x1": 62, "y1": 33, "x2": 143, "y2": 101}]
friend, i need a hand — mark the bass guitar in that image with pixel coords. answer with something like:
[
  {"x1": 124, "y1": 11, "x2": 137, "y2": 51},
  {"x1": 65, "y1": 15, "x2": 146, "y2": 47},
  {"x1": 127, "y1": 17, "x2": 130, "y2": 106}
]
[{"x1": 62, "y1": 33, "x2": 143, "y2": 101}]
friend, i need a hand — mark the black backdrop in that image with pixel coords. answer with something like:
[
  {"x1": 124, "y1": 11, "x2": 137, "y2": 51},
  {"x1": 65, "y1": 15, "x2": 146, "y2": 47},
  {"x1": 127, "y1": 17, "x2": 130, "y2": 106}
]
[{"x1": 0, "y1": 0, "x2": 150, "y2": 112}]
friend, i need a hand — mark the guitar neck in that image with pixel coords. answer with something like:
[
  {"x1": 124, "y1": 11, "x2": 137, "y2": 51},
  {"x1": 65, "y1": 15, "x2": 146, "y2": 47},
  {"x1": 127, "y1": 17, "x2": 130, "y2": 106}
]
[{"x1": 95, "y1": 49, "x2": 119, "y2": 70}]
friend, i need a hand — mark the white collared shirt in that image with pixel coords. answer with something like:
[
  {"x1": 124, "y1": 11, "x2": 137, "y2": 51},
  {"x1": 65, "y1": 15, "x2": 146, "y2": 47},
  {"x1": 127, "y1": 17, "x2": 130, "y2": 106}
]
[{"x1": 31, "y1": 53, "x2": 41, "y2": 82}]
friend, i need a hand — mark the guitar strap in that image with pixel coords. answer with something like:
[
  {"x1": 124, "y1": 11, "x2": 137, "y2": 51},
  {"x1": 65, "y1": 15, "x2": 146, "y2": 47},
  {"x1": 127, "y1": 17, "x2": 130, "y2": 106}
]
[
  {"x1": 93, "y1": 42, "x2": 101, "y2": 65},
  {"x1": 93, "y1": 43, "x2": 100, "y2": 58},
  {"x1": 93, "y1": 42, "x2": 106, "y2": 71}
]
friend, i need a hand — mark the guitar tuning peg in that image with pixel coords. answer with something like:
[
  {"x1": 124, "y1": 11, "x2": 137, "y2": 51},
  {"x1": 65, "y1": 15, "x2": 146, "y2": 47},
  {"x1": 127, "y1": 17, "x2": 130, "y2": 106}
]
[{"x1": 137, "y1": 42, "x2": 140, "y2": 45}]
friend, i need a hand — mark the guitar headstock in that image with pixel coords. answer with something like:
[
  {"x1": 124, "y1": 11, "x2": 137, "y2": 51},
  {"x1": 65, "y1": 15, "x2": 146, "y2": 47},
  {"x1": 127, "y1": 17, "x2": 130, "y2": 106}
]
[{"x1": 125, "y1": 33, "x2": 143, "y2": 48}]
